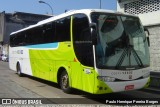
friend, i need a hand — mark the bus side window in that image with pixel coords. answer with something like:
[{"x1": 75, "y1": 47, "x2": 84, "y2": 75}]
[
  {"x1": 31, "y1": 27, "x2": 43, "y2": 44},
  {"x1": 55, "y1": 17, "x2": 70, "y2": 42},
  {"x1": 43, "y1": 22, "x2": 56, "y2": 43},
  {"x1": 17, "y1": 33, "x2": 25, "y2": 46},
  {"x1": 10, "y1": 33, "x2": 24, "y2": 47},
  {"x1": 25, "y1": 31, "x2": 33, "y2": 45},
  {"x1": 10, "y1": 35, "x2": 16, "y2": 47}
]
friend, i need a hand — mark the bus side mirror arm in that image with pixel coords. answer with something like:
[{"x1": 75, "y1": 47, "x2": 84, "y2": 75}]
[
  {"x1": 90, "y1": 23, "x2": 98, "y2": 45},
  {"x1": 144, "y1": 27, "x2": 150, "y2": 47},
  {"x1": 147, "y1": 37, "x2": 150, "y2": 47}
]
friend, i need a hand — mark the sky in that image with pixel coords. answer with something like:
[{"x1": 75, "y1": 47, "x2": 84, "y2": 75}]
[{"x1": 0, "y1": 0, "x2": 117, "y2": 15}]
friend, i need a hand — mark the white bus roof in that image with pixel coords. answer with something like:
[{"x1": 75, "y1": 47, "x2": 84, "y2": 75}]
[{"x1": 10, "y1": 9, "x2": 137, "y2": 35}]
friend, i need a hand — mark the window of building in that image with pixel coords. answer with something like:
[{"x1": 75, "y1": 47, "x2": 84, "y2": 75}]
[{"x1": 124, "y1": 0, "x2": 160, "y2": 15}]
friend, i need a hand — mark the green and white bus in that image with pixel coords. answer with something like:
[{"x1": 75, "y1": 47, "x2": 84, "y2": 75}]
[{"x1": 9, "y1": 9, "x2": 150, "y2": 94}]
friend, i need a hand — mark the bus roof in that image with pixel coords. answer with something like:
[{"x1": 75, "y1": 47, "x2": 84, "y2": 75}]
[{"x1": 10, "y1": 9, "x2": 137, "y2": 35}]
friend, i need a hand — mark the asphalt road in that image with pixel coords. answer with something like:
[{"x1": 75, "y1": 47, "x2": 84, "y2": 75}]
[{"x1": 0, "y1": 61, "x2": 160, "y2": 105}]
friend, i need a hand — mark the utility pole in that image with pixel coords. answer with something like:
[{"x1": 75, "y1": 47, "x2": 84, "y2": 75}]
[{"x1": 100, "y1": 0, "x2": 102, "y2": 9}]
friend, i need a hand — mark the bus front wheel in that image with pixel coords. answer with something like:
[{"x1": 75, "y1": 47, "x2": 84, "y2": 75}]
[{"x1": 60, "y1": 70, "x2": 71, "y2": 93}]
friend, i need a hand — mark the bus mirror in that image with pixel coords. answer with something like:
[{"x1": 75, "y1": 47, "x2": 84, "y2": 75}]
[
  {"x1": 91, "y1": 29, "x2": 97, "y2": 45},
  {"x1": 144, "y1": 27, "x2": 150, "y2": 47},
  {"x1": 147, "y1": 37, "x2": 150, "y2": 47},
  {"x1": 144, "y1": 27, "x2": 150, "y2": 36},
  {"x1": 90, "y1": 23, "x2": 97, "y2": 45},
  {"x1": 90, "y1": 23, "x2": 97, "y2": 29}
]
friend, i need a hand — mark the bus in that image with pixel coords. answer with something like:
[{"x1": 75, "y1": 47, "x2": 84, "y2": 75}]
[{"x1": 9, "y1": 9, "x2": 150, "y2": 94}]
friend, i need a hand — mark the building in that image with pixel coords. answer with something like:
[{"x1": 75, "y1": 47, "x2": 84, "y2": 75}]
[
  {"x1": 0, "y1": 11, "x2": 51, "y2": 55},
  {"x1": 117, "y1": 0, "x2": 160, "y2": 72}
]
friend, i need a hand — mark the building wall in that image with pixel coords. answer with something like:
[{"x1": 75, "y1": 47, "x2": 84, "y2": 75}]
[
  {"x1": 117, "y1": 0, "x2": 160, "y2": 26},
  {"x1": 117, "y1": 0, "x2": 160, "y2": 72},
  {"x1": 2, "y1": 44, "x2": 8, "y2": 55},
  {"x1": 147, "y1": 25, "x2": 160, "y2": 71},
  {"x1": 0, "y1": 12, "x2": 5, "y2": 43},
  {"x1": 0, "y1": 46, "x2": 2, "y2": 55}
]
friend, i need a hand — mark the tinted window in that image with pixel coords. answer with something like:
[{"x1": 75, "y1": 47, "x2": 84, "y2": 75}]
[
  {"x1": 10, "y1": 26, "x2": 44, "y2": 47},
  {"x1": 10, "y1": 32, "x2": 26, "y2": 46},
  {"x1": 30, "y1": 26, "x2": 44, "y2": 44},
  {"x1": 55, "y1": 17, "x2": 70, "y2": 42},
  {"x1": 10, "y1": 34, "x2": 16, "y2": 47},
  {"x1": 72, "y1": 14, "x2": 94, "y2": 67},
  {"x1": 10, "y1": 16, "x2": 71, "y2": 47}
]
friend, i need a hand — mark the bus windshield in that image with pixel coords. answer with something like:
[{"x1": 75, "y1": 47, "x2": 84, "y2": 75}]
[{"x1": 91, "y1": 13, "x2": 150, "y2": 70}]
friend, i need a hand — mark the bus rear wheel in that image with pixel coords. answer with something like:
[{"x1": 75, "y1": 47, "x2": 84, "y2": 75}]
[
  {"x1": 17, "y1": 63, "x2": 23, "y2": 77},
  {"x1": 60, "y1": 70, "x2": 72, "y2": 93}
]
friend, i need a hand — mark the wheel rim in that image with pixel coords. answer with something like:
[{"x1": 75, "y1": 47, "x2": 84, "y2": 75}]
[{"x1": 61, "y1": 74, "x2": 68, "y2": 89}]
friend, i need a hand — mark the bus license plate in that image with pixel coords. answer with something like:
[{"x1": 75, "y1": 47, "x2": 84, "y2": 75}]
[{"x1": 125, "y1": 85, "x2": 134, "y2": 90}]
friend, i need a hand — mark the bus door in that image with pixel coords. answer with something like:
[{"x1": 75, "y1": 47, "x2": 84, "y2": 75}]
[{"x1": 71, "y1": 14, "x2": 95, "y2": 93}]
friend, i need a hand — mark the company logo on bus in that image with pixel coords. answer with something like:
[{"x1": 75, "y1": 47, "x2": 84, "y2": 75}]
[{"x1": 111, "y1": 71, "x2": 133, "y2": 76}]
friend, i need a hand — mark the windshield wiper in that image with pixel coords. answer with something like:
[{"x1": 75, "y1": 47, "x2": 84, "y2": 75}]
[
  {"x1": 115, "y1": 45, "x2": 144, "y2": 69},
  {"x1": 132, "y1": 48, "x2": 144, "y2": 67},
  {"x1": 116, "y1": 47, "x2": 127, "y2": 69}
]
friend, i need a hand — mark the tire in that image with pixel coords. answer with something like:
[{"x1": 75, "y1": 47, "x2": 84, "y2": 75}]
[
  {"x1": 60, "y1": 70, "x2": 72, "y2": 93},
  {"x1": 17, "y1": 63, "x2": 23, "y2": 77}
]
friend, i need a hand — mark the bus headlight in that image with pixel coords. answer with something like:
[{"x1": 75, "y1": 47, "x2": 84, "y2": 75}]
[
  {"x1": 97, "y1": 76, "x2": 115, "y2": 82},
  {"x1": 143, "y1": 72, "x2": 150, "y2": 78}
]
